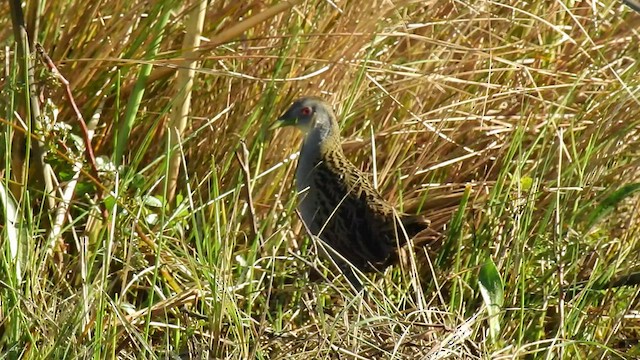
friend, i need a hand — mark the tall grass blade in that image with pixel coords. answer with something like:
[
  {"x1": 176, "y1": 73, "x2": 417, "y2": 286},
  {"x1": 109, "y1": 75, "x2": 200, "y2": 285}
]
[{"x1": 586, "y1": 183, "x2": 640, "y2": 232}]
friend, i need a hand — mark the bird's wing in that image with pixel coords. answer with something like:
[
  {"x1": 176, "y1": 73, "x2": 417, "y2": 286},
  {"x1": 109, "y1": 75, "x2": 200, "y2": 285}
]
[
  {"x1": 311, "y1": 157, "x2": 400, "y2": 268},
  {"x1": 340, "y1": 161, "x2": 430, "y2": 246}
]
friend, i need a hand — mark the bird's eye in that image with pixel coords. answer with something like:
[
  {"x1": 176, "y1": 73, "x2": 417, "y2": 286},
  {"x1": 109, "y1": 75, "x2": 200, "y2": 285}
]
[{"x1": 301, "y1": 107, "x2": 312, "y2": 116}]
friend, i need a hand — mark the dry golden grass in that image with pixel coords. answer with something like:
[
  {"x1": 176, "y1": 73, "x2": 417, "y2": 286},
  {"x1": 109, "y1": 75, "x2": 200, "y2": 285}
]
[{"x1": 2, "y1": 0, "x2": 640, "y2": 358}]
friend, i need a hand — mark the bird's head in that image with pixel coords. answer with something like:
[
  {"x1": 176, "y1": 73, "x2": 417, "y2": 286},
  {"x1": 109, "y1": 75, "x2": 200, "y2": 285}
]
[{"x1": 270, "y1": 97, "x2": 337, "y2": 135}]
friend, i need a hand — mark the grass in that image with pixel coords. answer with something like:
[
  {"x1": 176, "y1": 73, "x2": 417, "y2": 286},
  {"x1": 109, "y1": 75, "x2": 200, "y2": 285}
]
[{"x1": 2, "y1": 0, "x2": 640, "y2": 358}]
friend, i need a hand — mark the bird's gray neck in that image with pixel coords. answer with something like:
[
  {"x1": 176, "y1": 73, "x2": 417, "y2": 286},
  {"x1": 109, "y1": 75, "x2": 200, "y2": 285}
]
[
  {"x1": 301, "y1": 113, "x2": 340, "y2": 160},
  {"x1": 296, "y1": 128, "x2": 325, "y2": 192},
  {"x1": 300, "y1": 127, "x2": 327, "y2": 157},
  {"x1": 296, "y1": 117, "x2": 340, "y2": 192}
]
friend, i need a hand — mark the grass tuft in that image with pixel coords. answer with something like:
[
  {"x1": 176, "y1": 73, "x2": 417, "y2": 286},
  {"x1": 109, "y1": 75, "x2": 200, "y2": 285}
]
[{"x1": 1, "y1": 0, "x2": 640, "y2": 358}]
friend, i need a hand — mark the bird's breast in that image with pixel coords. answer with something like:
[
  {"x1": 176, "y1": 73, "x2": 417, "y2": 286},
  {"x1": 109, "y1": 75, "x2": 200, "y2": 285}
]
[{"x1": 295, "y1": 141, "x2": 323, "y2": 232}]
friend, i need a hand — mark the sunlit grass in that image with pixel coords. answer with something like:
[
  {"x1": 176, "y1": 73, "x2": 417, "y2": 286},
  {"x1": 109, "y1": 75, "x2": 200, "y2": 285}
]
[{"x1": 1, "y1": 0, "x2": 640, "y2": 358}]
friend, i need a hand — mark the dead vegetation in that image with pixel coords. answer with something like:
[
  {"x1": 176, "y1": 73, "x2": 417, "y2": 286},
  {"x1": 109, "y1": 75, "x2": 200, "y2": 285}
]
[{"x1": 1, "y1": 0, "x2": 640, "y2": 358}]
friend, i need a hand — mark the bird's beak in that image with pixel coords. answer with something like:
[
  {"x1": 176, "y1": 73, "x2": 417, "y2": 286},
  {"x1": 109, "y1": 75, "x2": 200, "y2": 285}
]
[
  {"x1": 268, "y1": 116, "x2": 296, "y2": 131},
  {"x1": 268, "y1": 119, "x2": 283, "y2": 131}
]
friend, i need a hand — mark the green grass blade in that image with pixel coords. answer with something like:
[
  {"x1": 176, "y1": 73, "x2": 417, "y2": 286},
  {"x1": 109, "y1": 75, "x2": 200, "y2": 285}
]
[{"x1": 586, "y1": 183, "x2": 640, "y2": 231}]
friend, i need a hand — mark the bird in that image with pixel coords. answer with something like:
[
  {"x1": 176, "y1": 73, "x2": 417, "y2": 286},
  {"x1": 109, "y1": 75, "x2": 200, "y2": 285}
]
[{"x1": 271, "y1": 96, "x2": 430, "y2": 287}]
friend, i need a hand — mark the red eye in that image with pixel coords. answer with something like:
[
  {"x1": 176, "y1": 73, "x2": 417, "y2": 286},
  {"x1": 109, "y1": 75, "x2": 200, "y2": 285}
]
[{"x1": 301, "y1": 107, "x2": 312, "y2": 116}]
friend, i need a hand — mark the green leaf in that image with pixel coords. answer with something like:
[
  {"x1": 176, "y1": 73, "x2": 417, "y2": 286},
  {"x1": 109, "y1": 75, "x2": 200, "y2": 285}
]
[
  {"x1": 104, "y1": 195, "x2": 117, "y2": 211},
  {"x1": 520, "y1": 176, "x2": 533, "y2": 191},
  {"x1": 479, "y1": 258, "x2": 504, "y2": 343},
  {"x1": 131, "y1": 173, "x2": 146, "y2": 190},
  {"x1": 586, "y1": 183, "x2": 640, "y2": 231},
  {"x1": 143, "y1": 195, "x2": 164, "y2": 208}
]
